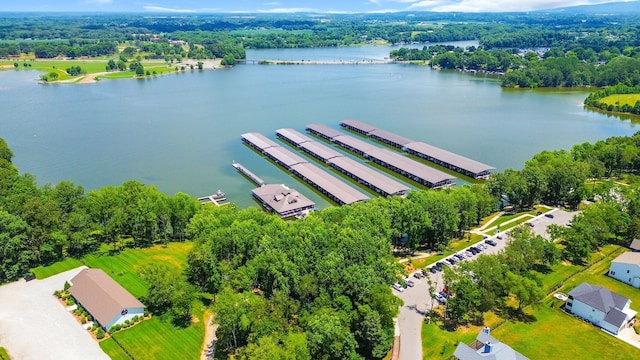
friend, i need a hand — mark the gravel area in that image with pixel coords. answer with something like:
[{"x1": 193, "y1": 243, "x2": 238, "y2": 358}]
[{"x1": 0, "y1": 266, "x2": 110, "y2": 360}]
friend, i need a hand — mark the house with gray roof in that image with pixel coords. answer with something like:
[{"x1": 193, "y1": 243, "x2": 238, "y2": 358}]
[
  {"x1": 252, "y1": 184, "x2": 315, "y2": 218},
  {"x1": 70, "y1": 268, "x2": 145, "y2": 330},
  {"x1": 452, "y1": 327, "x2": 528, "y2": 360},
  {"x1": 609, "y1": 252, "x2": 640, "y2": 288},
  {"x1": 566, "y1": 282, "x2": 637, "y2": 335},
  {"x1": 630, "y1": 238, "x2": 640, "y2": 252}
]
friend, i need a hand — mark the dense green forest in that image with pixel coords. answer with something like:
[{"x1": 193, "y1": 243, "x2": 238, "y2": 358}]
[{"x1": 3, "y1": 129, "x2": 640, "y2": 357}]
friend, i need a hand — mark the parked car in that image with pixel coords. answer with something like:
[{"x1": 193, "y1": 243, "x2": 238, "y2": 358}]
[
  {"x1": 455, "y1": 254, "x2": 465, "y2": 261},
  {"x1": 477, "y1": 244, "x2": 487, "y2": 250},
  {"x1": 485, "y1": 239, "x2": 497, "y2": 246},
  {"x1": 536, "y1": 211, "x2": 542, "y2": 216},
  {"x1": 528, "y1": 222, "x2": 535, "y2": 227},
  {"x1": 545, "y1": 213, "x2": 555, "y2": 219},
  {"x1": 405, "y1": 279, "x2": 416, "y2": 287},
  {"x1": 428, "y1": 267, "x2": 437, "y2": 274},
  {"x1": 464, "y1": 250, "x2": 474, "y2": 257},
  {"x1": 414, "y1": 271, "x2": 424, "y2": 279},
  {"x1": 470, "y1": 246, "x2": 481, "y2": 253},
  {"x1": 434, "y1": 293, "x2": 447, "y2": 304},
  {"x1": 23, "y1": 272, "x2": 36, "y2": 282},
  {"x1": 444, "y1": 258, "x2": 455, "y2": 266},
  {"x1": 393, "y1": 283, "x2": 404, "y2": 292},
  {"x1": 435, "y1": 262, "x2": 444, "y2": 271}
]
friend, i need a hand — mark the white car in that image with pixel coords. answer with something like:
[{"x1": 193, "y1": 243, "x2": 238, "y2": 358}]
[{"x1": 393, "y1": 283, "x2": 404, "y2": 292}]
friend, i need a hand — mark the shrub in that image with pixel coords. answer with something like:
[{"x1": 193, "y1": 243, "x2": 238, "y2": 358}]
[
  {"x1": 96, "y1": 328, "x2": 105, "y2": 340},
  {"x1": 53, "y1": 290, "x2": 61, "y2": 298},
  {"x1": 144, "y1": 310, "x2": 149, "y2": 317},
  {"x1": 132, "y1": 315, "x2": 139, "y2": 322},
  {"x1": 81, "y1": 317, "x2": 87, "y2": 324},
  {"x1": 66, "y1": 298, "x2": 75, "y2": 306}
]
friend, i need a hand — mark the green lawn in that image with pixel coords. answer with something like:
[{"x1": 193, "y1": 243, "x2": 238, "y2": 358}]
[
  {"x1": 100, "y1": 315, "x2": 204, "y2": 360},
  {"x1": 0, "y1": 347, "x2": 10, "y2": 360},
  {"x1": 600, "y1": 93, "x2": 640, "y2": 107},
  {"x1": 82, "y1": 242, "x2": 193, "y2": 298},
  {"x1": 31, "y1": 257, "x2": 84, "y2": 279}
]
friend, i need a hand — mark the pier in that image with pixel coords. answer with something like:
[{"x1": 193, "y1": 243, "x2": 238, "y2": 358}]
[
  {"x1": 197, "y1": 190, "x2": 229, "y2": 206},
  {"x1": 232, "y1": 162, "x2": 265, "y2": 186}
]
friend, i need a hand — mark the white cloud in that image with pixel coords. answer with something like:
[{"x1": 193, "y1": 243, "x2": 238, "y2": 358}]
[
  {"x1": 409, "y1": 0, "x2": 636, "y2": 12},
  {"x1": 257, "y1": 8, "x2": 318, "y2": 13},
  {"x1": 143, "y1": 6, "x2": 196, "y2": 13}
]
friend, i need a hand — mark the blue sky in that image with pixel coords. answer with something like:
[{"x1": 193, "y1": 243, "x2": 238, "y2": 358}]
[{"x1": 2, "y1": 0, "x2": 637, "y2": 13}]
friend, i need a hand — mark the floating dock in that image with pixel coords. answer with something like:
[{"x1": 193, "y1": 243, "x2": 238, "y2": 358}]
[
  {"x1": 340, "y1": 119, "x2": 495, "y2": 179},
  {"x1": 305, "y1": 124, "x2": 456, "y2": 189},
  {"x1": 277, "y1": 128, "x2": 410, "y2": 197},
  {"x1": 197, "y1": 190, "x2": 229, "y2": 206},
  {"x1": 241, "y1": 132, "x2": 369, "y2": 205},
  {"x1": 232, "y1": 162, "x2": 265, "y2": 186}
]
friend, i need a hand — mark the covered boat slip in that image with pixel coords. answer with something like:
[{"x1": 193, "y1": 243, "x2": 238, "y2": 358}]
[
  {"x1": 339, "y1": 120, "x2": 495, "y2": 179},
  {"x1": 242, "y1": 132, "x2": 369, "y2": 206},
  {"x1": 276, "y1": 128, "x2": 410, "y2": 197}
]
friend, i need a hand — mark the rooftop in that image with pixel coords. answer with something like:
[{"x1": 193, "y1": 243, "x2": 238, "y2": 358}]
[
  {"x1": 241, "y1": 132, "x2": 280, "y2": 150},
  {"x1": 568, "y1": 282, "x2": 629, "y2": 313},
  {"x1": 368, "y1": 128, "x2": 414, "y2": 147},
  {"x1": 453, "y1": 329, "x2": 529, "y2": 360},
  {"x1": 306, "y1": 123, "x2": 344, "y2": 139},
  {"x1": 276, "y1": 128, "x2": 313, "y2": 146},
  {"x1": 333, "y1": 135, "x2": 378, "y2": 154},
  {"x1": 612, "y1": 251, "x2": 640, "y2": 266},
  {"x1": 328, "y1": 156, "x2": 410, "y2": 196},
  {"x1": 263, "y1": 146, "x2": 309, "y2": 168},
  {"x1": 290, "y1": 162, "x2": 369, "y2": 205},
  {"x1": 70, "y1": 269, "x2": 144, "y2": 328},
  {"x1": 252, "y1": 184, "x2": 315, "y2": 217},
  {"x1": 299, "y1": 141, "x2": 344, "y2": 161},
  {"x1": 366, "y1": 148, "x2": 456, "y2": 186},
  {"x1": 404, "y1": 141, "x2": 496, "y2": 175},
  {"x1": 340, "y1": 119, "x2": 378, "y2": 133}
]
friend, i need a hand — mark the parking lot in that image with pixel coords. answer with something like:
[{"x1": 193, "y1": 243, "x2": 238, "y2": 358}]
[
  {"x1": 393, "y1": 208, "x2": 579, "y2": 360},
  {"x1": 0, "y1": 266, "x2": 110, "y2": 360}
]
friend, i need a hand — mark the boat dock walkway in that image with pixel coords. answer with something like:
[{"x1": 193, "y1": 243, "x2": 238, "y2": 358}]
[
  {"x1": 197, "y1": 190, "x2": 230, "y2": 206},
  {"x1": 233, "y1": 162, "x2": 265, "y2": 186}
]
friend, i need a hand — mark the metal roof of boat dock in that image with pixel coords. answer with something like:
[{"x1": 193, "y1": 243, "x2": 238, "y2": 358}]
[
  {"x1": 340, "y1": 119, "x2": 377, "y2": 134},
  {"x1": 299, "y1": 141, "x2": 344, "y2": 162},
  {"x1": 290, "y1": 163, "x2": 369, "y2": 205},
  {"x1": 263, "y1": 146, "x2": 309, "y2": 169},
  {"x1": 368, "y1": 129, "x2": 414, "y2": 147},
  {"x1": 276, "y1": 128, "x2": 314, "y2": 146},
  {"x1": 328, "y1": 156, "x2": 410, "y2": 196},
  {"x1": 333, "y1": 135, "x2": 377, "y2": 155},
  {"x1": 366, "y1": 148, "x2": 456, "y2": 187},
  {"x1": 306, "y1": 124, "x2": 344, "y2": 139},
  {"x1": 241, "y1": 132, "x2": 280, "y2": 150},
  {"x1": 404, "y1": 142, "x2": 496, "y2": 176}
]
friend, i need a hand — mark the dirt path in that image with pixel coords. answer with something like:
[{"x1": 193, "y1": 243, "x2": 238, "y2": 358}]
[{"x1": 201, "y1": 312, "x2": 218, "y2": 360}]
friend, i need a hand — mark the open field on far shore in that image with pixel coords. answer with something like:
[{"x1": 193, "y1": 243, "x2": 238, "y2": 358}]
[
  {"x1": 32, "y1": 257, "x2": 84, "y2": 279},
  {"x1": 600, "y1": 94, "x2": 640, "y2": 107}
]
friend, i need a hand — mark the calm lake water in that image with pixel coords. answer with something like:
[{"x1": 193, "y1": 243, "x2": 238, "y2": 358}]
[{"x1": 1, "y1": 44, "x2": 639, "y2": 209}]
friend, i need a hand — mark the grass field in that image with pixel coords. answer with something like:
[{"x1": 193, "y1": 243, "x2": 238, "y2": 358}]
[
  {"x1": 600, "y1": 93, "x2": 640, "y2": 107},
  {"x1": 82, "y1": 242, "x2": 193, "y2": 298},
  {"x1": 100, "y1": 315, "x2": 204, "y2": 360},
  {"x1": 31, "y1": 257, "x2": 83, "y2": 279},
  {"x1": 0, "y1": 347, "x2": 10, "y2": 360}
]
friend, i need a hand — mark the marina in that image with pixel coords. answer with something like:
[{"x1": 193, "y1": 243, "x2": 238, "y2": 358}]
[
  {"x1": 305, "y1": 124, "x2": 456, "y2": 189},
  {"x1": 340, "y1": 119, "x2": 495, "y2": 179},
  {"x1": 197, "y1": 190, "x2": 230, "y2": 206},
  {"x1": 241, "y1": 132, "x2": 370, "y2": 205},
  {"x1": 277, "y1": 128, "x2": 410, "y2": 197}
]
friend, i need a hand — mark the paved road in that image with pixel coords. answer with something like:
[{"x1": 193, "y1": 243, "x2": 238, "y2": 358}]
[
  {"x1": 0, "y1": 266, "x2": 110, "y2": 360},
  {"x1": 394, "y1": 208, "x2": 578, "y2": 360}
]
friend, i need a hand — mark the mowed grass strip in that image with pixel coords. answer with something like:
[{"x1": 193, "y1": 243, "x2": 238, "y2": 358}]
[
  {"x1": 82, "y1": 242, "x2": 193, "y2": 298},
  {"x1": 600, "y1": 93, "x2": 640, "y2": 107},
  {"x1": 31, "y1": 257, "x2": 84, "y2": 279},
  {"x1": 102, "y1": 316, "x2": 204, "y2": 360},
  {"x1": 98, "y1": 339, "x2": 130, "y2": 360}
]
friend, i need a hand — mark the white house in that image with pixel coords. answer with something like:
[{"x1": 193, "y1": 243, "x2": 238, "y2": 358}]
[
  {"x1": 70, "y1": 268, "x2": 145, "y2": 330},
  {"x1": 609, "y1": 252, "x2": 640, "y2": 288},
  {"x1": 453, "y1": 327, "x2": 528, "y2": 360},
  {"x1": 566, "y1": 282, "x2": 637, "y2": 335}
]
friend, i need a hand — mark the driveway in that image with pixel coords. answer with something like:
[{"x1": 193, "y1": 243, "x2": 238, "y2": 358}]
[
  {"x1": 0, "y1": 266, "x2": 110, "y2": 360},
  {"x1": 394, "y1": 208, "x2": 579, "y2": 359}
]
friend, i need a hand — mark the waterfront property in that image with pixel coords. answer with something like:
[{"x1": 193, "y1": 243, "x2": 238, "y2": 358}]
[
  {"x1": 609, "y1": 252, "x2": 640, "y2": 288},
  {"x1": 452, "y1": 327, "x2": 528, "y2": 360},
  {"x1": 252, "y1": 183, "x2": 316, "y2": 218},
  {"x1": 566, "y1": 282, "x2": 637, "y2": 335},
  {"x1": 277, "y1": 128, "x2": 410, "y2": 196},
  {"x1": 340, "y1": 119, "x2": 495, "y2": 179},
  {"x1": 70, "y1": 268, "x2": 145, "y2": 330},
  {"x1": 241, "y1": 132, "x2": 369, "y2": 205}
]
